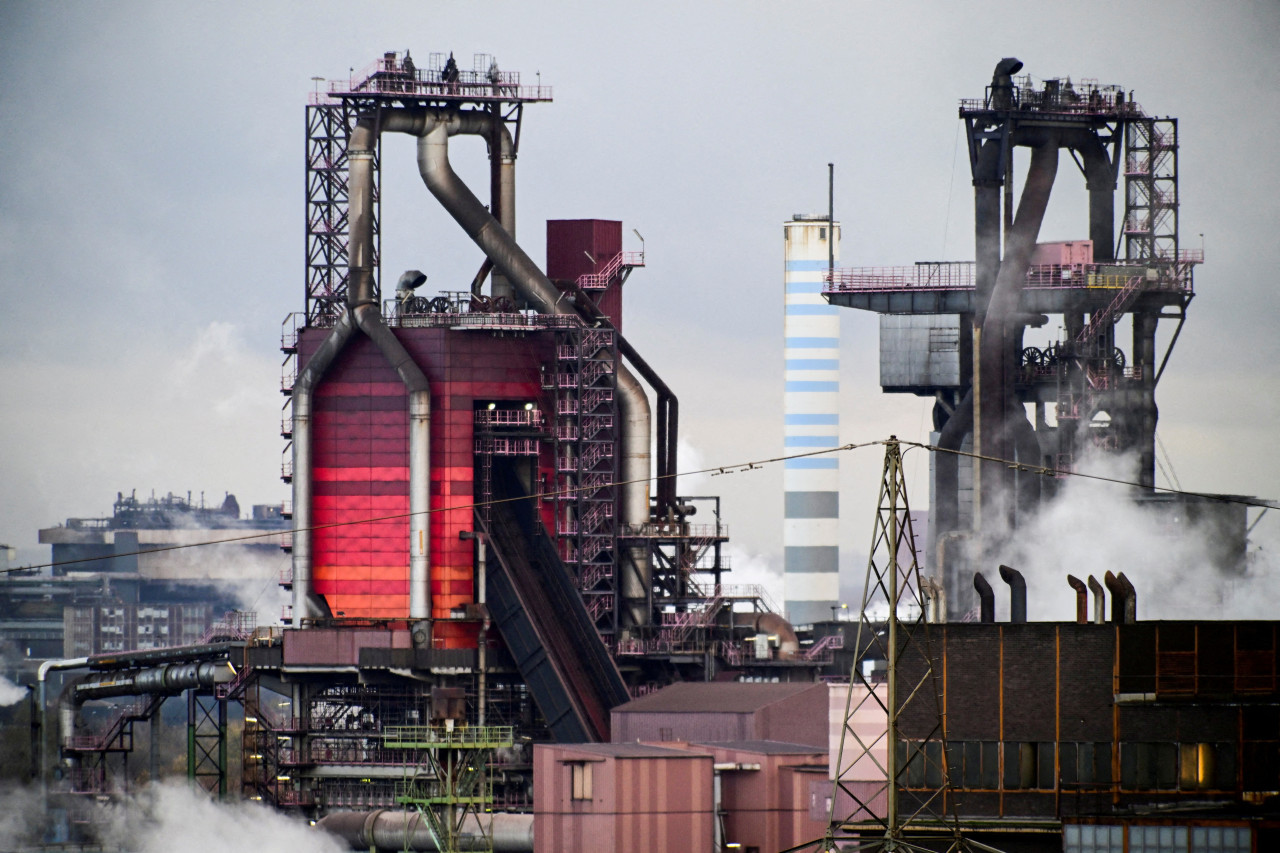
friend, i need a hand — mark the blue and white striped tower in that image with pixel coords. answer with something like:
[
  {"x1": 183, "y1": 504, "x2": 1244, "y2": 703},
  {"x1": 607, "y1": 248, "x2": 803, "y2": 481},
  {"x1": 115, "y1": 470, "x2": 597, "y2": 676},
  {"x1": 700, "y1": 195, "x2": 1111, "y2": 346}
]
[{"x1": 783, "y1": 214, "x2": 840, "y2": 625}]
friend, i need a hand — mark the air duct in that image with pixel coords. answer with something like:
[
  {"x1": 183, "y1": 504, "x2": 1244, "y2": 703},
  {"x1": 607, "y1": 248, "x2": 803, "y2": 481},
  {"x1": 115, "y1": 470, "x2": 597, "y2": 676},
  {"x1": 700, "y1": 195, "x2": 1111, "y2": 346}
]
[
  {"x1": 973, "y1": 572, "x2": 995, "y2": 623},
  {"x1": 998, "y1": 564, "x2": 1027, "y2": 623},
  {"x1": 1067, "y1": 575, "x2": 1088, "y2": 624}
]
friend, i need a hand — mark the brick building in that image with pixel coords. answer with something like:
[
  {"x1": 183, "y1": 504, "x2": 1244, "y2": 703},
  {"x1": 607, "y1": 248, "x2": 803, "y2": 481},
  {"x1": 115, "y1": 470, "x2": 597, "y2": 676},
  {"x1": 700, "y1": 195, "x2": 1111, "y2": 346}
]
[{"x1": 880, "y1": 621, "x2": 1279, "y2": 852}]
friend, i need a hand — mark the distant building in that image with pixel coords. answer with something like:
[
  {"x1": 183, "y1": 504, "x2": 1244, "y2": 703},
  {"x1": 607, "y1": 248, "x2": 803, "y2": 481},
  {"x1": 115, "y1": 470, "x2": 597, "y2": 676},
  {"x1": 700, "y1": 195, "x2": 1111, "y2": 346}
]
[{"x1": 0, "y1": 490, "x2": 286, "y2": 679}]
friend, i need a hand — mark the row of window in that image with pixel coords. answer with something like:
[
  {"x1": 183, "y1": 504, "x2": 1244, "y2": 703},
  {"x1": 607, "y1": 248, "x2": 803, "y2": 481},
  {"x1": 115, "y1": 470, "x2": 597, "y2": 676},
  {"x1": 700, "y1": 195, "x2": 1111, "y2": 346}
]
[
  {"x1": 899, "y1": 740, "x2": 1238, "y2": 792},
  {"x1": 1064, "y1": 823, "x2": 1249, "y2": 853}
]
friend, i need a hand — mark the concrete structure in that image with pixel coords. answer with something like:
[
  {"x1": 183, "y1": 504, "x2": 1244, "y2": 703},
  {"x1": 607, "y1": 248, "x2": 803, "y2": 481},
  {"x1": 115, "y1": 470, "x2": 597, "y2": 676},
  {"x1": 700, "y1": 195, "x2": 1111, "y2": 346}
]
[
  {"x1": 783, "y1": 214, "x2": 841, "y2": 626},
  {"x1": 611, "y1": 681, "x2": 829, "y2": 748}
]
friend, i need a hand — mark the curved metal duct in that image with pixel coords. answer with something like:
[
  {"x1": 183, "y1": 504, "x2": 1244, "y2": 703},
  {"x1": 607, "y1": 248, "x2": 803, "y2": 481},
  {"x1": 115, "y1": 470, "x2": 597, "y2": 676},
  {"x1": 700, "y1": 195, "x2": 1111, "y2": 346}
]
[
  {"x1": 975, "y1": 137, "x2": 1059, "y2": 531},
  {"x1": 998, "y1": 564, "x2": 1027, "y2": 623},
  {"x1": 1067, "y1": 575, "x2": 1088, "y2": 624},
  {"x1": 292, "y1": 113, "x2": 434, "y2": 627},
  {"x1": 317, "y1": 809, "x2": 534, "y2": 852},
  {"x1": 414, "y1": 113, "x2": 653, "y2": 623},
  {"x1": 973, "y1": 572, "x2": 995, "y2": 623}
]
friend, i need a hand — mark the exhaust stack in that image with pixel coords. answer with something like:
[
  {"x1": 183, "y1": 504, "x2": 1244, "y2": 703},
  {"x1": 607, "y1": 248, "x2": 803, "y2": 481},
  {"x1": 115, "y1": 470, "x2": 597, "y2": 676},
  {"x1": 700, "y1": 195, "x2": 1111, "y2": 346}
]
[
  {"x1": 1067, "y1": 575, "x2": 1088, "y2": 624},
  {"x1": 973, "y1": 572, "x2": 995, "y2": 623},
  {"x1": 998, "y1": 564, "x2": 1027, "y2": 623}
]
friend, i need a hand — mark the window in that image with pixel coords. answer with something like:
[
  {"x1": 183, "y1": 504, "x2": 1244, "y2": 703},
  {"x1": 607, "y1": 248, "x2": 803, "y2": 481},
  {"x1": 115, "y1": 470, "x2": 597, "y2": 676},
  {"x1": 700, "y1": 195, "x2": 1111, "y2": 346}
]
[
  {"x1": 1190, "y1": 826, "x2": 1250, "y2": 853},
  {"x1": 1130, "y1": 825, "x2": 1187, "y2": 853},
  {"x1": 1063, "y1": 823, "x2": 1122, "y2": 853},
  {"x1": 570, "y1": 762, "x2": 593, "y2": 801},
  {"x1": 1060, "y1": 742, "x2": 1113, "y2": 787},
  {"x1": 1004, "y1": 742, "x2": 1054, "y2": 790},
  {"x1": 948, "y1": 741, "x2": 999, "y2": 789}
]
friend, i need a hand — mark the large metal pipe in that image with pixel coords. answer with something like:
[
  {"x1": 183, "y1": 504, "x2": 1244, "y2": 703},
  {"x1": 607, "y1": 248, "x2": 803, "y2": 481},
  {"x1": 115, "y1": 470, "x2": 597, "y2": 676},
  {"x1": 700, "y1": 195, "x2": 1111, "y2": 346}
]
[
  {"x1": 1067, "y1": 575, "x2": 1088, "y2": 624},
  {"x1": 73, "y1": 661, "x2": 234, "y2": 702},
  {"x1": 415, "y1": 114, "x2": 653, "y2": 621},
  {"x1": 998, "y1": 564, "x2": 1027, "y2": 623},
  {"x1": 348, "y1": 117, "x2": 433, "y2": 622},
  {"x1": 317, "y1": 809, "x2": 534, "y2": 852},
  {"x1": 973, "y1": 572, "x2": 995, "y2": 623},
  {"x1": 975, "y1": 136, "x2": 1059, "y2": 532},
  {"x1": 730, "y1": 612, "x2": 800, "y2": 659}
]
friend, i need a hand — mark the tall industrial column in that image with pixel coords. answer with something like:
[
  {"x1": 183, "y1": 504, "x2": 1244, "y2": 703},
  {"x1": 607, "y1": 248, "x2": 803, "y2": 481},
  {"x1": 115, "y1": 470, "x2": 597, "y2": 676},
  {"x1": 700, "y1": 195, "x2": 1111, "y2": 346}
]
[{"x1": 783, "y1": 215, "x2": 840, "y2": 625}]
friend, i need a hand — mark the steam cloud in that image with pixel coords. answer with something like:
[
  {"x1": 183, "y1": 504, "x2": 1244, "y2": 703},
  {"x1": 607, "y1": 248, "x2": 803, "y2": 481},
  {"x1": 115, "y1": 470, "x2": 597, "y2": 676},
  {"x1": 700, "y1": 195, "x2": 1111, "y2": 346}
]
[
  {"x1": 980, "y1": 447, "x2": 1276, "y2": 622},
  {"x1": 0, "y1": 674, "x2": 28, "y2": 707},
  {"x1": 96, "y1": 783, "x2": 346, "y2": 853}
]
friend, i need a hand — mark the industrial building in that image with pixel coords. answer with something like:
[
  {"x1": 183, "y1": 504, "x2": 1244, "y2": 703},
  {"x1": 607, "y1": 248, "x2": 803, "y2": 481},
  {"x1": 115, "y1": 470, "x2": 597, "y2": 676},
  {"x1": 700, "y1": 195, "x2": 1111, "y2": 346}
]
[
  {"x1": 32, "y1": 51, "x2": 824, "y2": 852},
  {"x1": 24, "y1": 51, "x2": 1277, "y2": 853},
  {"x1": 821, "y1": 59, "x2": 1258, "y2": 620},
  {"x1": 882, "y1": 584, "x2": 1280, "y2": 852},
  {"x1": 0, "y1": 490, "x2": 285, "y2": 682}
]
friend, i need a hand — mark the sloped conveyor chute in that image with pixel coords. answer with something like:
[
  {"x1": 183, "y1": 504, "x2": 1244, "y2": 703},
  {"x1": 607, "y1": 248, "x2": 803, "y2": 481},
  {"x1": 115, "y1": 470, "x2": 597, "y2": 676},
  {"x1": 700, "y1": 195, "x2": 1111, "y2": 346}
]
[{"x1": 479, "y1": 465, "x2": 628, "y2": 742}]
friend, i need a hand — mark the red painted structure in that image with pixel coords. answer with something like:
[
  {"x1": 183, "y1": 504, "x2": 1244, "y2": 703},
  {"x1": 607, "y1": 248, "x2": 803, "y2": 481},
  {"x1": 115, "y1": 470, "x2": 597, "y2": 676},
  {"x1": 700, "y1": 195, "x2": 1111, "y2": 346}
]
[{"x1": 298, "y1": 325, "x2": 556, "y2": 643}]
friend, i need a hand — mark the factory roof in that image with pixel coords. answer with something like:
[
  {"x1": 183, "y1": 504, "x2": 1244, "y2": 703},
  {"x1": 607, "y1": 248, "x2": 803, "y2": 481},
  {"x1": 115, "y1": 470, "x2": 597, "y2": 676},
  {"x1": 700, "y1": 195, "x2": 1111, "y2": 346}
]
[
  {"x1": 697, "y1": 740, "x2": 827, "y2": 755},
  {"x1": 550, "y1": 743, "x2": 709, "y2": 759},
  {"x1": 613, "y1": 681, "x2": 823, "y2": 714}
]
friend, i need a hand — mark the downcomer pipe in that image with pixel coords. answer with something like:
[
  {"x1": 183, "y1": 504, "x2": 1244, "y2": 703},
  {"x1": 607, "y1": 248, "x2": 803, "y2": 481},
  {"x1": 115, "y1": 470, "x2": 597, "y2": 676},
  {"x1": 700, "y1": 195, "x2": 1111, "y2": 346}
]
[
  {"x1": 292, "y1": 112, "x2": 434, "y2": 628},
  {"x1": 349, "y1": 116, "x2": 434, "y2": 622},
  {"x1": 317, "y1": 809, "x2": 534, "y2": 852},
  {"x1": 415, "y1": 114, "x2": 653, "y2": 623}
]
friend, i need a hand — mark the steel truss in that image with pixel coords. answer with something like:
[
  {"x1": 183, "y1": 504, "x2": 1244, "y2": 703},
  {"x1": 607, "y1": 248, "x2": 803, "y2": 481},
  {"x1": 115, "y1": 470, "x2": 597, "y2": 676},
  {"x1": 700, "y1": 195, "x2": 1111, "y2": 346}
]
[{"x1": 815, "y1": 439, "x2": 982, "y2": 853}]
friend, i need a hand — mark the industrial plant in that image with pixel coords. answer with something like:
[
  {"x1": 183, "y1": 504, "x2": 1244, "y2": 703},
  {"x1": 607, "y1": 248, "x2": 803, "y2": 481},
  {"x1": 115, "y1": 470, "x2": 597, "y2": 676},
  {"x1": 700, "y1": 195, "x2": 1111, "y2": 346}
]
[{"x1": 10, "y1": 50, "x2": 1278, "y2": 853}]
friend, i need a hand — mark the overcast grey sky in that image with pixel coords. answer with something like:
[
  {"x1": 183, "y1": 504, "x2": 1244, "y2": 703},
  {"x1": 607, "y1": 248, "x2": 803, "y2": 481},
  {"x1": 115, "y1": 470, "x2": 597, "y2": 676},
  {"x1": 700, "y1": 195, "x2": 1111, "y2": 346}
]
[{"x1": 2, "y1": 1, "x2": 1277, "y2": 611}]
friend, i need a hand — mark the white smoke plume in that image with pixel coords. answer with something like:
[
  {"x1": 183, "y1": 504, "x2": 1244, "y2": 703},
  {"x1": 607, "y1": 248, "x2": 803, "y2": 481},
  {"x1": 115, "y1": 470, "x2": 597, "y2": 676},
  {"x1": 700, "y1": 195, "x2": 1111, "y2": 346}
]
[
  {"x1": 981, "y1": 446, "x2": 1274, "y2": 622},
  {"x1": 0, "y1": 674, "x2": 28, "y2": 707},
  {"x1": 95, "y1": 782, "x2": 346, "y2": 853}
]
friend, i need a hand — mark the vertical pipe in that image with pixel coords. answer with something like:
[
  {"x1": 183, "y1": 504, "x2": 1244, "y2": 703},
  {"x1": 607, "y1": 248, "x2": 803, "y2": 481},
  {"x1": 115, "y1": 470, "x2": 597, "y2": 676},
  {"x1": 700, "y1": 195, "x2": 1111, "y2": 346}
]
[
  {"x1": 973, "y1": 572, "x2": 995, "y2": 623},
  {"x1": 1067, "y1": 575, "x2": 1088, "y2": 624},
  {"x1": 998, "y1": 565, "x2": 1027, "y2": 623},
  {"x1": 976, "y1": 138, "x2": 1059, "y2": 533},
  {"x1": 477, "y1": 536, "x2": 488, "y2": 726},
  {"x1": 1087, "y1": 575, "x2": 1106, "y2": 625}
]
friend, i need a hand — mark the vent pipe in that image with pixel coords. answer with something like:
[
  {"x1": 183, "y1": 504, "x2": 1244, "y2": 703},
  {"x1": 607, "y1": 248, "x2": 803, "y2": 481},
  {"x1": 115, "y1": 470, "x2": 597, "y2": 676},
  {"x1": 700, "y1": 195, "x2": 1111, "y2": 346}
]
[
  {"x1": 973, "y1": 572, "x2": 995, "y2": 623},
  {"x1": 1067, "y1": 575, "x2": 1088, "y2": 624},
  {"x1": 998, "y1": 564, "x2": 1027, "y2": 623},
  {"x1": 1087, "y1": 575, "x2": 1106, "y2": 624},
  {"x1": 1104, "y1": 570, "x2": 1137, "y2": 624}
]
